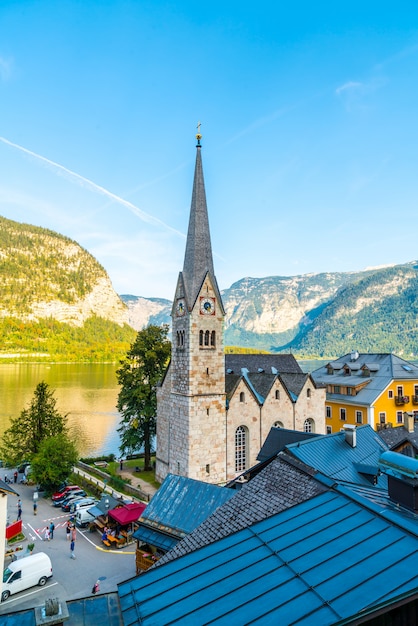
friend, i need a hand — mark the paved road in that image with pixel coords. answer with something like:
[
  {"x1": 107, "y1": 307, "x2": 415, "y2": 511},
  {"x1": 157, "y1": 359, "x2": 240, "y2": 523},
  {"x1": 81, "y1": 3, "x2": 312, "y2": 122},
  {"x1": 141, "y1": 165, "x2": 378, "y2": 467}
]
[{"x1": 0, "y1": 475, "x2": 138, "y2": 614}]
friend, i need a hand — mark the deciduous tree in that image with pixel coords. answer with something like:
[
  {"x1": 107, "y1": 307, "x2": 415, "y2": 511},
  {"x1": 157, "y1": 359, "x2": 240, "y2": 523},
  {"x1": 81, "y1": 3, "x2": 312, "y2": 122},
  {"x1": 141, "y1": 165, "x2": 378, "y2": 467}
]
[
  {"x1": 116, "y1": 325, "x2": 171, "y2": 470},
  {"x1": 30, "y1": 434, "x2": 78, "y2": 491}
]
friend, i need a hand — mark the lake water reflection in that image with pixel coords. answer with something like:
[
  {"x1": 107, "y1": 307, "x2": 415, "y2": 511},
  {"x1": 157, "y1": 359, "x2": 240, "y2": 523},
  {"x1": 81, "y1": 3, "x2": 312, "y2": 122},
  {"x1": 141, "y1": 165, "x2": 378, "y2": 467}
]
[{"x1": 0, "y1": 363, "x2": 122, "y2": 458}]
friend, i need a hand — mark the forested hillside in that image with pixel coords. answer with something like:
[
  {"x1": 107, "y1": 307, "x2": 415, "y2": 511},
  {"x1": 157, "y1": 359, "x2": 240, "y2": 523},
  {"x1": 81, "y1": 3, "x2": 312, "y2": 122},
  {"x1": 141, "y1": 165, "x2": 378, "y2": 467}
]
[{"x1": 0, "y1": 216, "x2": 135, "y2": 361}]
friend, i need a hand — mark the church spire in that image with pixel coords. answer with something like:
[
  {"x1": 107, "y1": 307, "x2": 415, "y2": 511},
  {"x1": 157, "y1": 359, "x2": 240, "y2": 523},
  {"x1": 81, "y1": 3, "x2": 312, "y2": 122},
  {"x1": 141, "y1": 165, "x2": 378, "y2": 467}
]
[{"x1": 182, "y1": 126, "x2": 215, "y2": 307}]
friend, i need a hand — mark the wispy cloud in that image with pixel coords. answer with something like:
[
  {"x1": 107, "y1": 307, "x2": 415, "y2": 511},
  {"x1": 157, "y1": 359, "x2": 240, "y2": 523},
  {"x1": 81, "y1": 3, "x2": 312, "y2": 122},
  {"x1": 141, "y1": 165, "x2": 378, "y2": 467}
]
[
  {"x1": 0, "y1": 56, "x2": 12, "y2": 81},
  {"x1": 0, "y1": 136, "x2": 185, "y2": 238},
  {"x1": 335, "y1": 77, "x2": 387, "y2": 111},
  {"x1": 335, "y1": 81, "x2": 362, "y2": 96}
]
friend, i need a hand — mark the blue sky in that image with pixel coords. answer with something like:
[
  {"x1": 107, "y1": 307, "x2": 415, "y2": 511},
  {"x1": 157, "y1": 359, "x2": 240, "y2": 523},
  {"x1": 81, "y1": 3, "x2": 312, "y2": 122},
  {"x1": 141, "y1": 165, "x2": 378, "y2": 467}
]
[{"x1": 1, "y1": 2, "x2": 418, "y2": 299}]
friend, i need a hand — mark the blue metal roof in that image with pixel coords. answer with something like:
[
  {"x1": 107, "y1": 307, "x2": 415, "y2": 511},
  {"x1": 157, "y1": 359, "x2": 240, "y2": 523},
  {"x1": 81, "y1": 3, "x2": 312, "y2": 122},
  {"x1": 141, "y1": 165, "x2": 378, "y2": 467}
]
[
  {"x1": 118, "y1": 489, "x2": 418, "y2": 625},
  {"x1": 286, "y1": 424, "x2": 389, "y2": 488},
  {"x1": 133, "y1": 526, "x2": 178, "y2": 551},
  {"x1": 138, "y1": 474, "x2": 234, "y2": 537}
]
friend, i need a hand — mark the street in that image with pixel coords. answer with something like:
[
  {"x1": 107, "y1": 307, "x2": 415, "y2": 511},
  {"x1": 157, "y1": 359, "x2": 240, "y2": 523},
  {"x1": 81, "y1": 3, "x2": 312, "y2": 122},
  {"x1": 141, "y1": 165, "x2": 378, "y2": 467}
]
[{"x1": 0, "y1": 476, "x2": 137, "y2": 614}]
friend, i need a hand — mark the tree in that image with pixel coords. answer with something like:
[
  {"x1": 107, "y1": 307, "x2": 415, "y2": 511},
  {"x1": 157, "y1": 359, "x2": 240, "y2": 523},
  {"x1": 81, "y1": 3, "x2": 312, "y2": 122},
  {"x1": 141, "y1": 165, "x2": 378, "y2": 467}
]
[
  {"x1": 30, "y1": 433, "x2": 78, "y2": 491},
  {"x1": 116, "y1": 324, "x2": 171, "y2": 470},
  {"x1": 0, "y1": 381, "x2": 67, "y2": 466}
]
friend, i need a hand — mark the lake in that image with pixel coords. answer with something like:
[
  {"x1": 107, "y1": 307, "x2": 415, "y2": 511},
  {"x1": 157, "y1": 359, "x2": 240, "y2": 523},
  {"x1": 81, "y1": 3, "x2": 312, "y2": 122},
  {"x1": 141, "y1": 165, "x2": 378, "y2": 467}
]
[
  {"x1": 0, "y1": 359, "x2": 326, "y2": 459},
  {"x1": 0, "y1": 363, "x2": 122, "y2": 458}
]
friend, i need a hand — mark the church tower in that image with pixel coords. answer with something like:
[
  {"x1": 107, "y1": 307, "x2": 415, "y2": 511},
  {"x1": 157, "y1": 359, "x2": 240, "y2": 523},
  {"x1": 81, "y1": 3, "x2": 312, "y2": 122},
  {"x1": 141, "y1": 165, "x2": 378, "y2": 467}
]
[{"x1": 156, "y1": 130, "x2": 227, "y2": 484}]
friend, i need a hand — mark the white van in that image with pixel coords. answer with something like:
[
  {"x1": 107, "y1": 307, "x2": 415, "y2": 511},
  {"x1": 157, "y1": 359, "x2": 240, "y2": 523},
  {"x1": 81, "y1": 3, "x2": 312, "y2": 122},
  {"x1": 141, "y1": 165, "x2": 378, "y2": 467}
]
[
  {"x1": 75, "y1": 507, "x2": 96, "y2": 528},
  {"x1": 2, "y1": 552, "x2": 52, "y2": 601}
]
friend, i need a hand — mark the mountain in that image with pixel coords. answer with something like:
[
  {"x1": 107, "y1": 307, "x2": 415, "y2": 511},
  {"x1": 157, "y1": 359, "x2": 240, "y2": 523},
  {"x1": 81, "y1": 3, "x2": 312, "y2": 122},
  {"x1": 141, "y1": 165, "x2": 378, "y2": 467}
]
[
  {"x1": 0, "y1": 216, "x2": 135, "y2": 361},
  {"x1": 122, "y1": 262, "x2": 418, "y2": 358}
]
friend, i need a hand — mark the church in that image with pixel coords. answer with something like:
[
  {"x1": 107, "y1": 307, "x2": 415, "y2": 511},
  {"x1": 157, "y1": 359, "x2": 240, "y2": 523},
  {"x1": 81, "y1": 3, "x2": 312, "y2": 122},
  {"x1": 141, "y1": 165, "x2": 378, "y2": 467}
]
[{"x1": 155, "y1": 132, "x2": 325, "y2": 485}]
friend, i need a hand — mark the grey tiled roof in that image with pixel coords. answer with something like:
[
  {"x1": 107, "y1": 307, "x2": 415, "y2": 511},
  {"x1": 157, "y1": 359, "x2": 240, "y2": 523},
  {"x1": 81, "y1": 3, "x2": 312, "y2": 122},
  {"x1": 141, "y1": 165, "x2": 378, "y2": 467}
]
[
  {"x1": 257, "y1": 427, "x2": 320, "y2": 462},
  {"x1": 155, "y1": 453, "x2": 326, "y2": 567},
  {"x1": 280, "y1": 372, "x2": 310, "y2": 397},
  {"x1": 225, "y1": 353, "x2": 302, "y2": 374},
  {"x1": 377, "y1": 423, "x2": 418, "y2": 451}
]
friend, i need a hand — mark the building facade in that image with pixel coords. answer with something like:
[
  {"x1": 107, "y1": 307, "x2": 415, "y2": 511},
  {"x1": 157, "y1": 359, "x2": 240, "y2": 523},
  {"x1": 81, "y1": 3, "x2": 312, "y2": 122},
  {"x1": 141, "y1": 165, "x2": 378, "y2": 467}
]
[{"x1": 156, "y1": 135, "x2": 325, "y2": 485}]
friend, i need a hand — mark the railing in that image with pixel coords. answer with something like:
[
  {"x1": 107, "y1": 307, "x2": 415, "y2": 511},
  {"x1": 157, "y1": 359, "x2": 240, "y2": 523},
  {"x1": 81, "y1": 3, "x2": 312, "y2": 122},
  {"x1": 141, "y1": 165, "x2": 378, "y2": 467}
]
[
  {"x1": 136, "y1": 549, "x2": 158, "y2": 574},
  {"x1": 395, "y1": 396, "x2": 409, "y2": 405}
]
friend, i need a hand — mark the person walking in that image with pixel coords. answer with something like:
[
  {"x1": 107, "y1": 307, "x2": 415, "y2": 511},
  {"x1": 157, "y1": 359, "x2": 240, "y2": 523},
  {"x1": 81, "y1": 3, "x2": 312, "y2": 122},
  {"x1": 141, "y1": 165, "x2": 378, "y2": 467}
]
[
  {"x1": 13, "y1": 471, "x2": 18, "y2": 483},
  {"x1": 71, "y1": 526, "x2": 76, "y2": 542},
  {"x1": 49, "y1": 521, "x2": 55, "y2": 539},
  {"x1": 70, "y1": 539, "x2": 75, "y2": 559},
  {"x1": 66, "y1": 520, "x2": 71, "y2": 540},
  {"x1": 17, "y1": 499, "x2": 22, "y2": 521},
  {"x1": 33, "y1": 500, "x2": 37, "y2": 515},
  {"x1": 44, "y1": 527, "x2": 50, "y2": 541},
  {"x1": 92, "y1": 580, "x2": 100, "y2": 594}
]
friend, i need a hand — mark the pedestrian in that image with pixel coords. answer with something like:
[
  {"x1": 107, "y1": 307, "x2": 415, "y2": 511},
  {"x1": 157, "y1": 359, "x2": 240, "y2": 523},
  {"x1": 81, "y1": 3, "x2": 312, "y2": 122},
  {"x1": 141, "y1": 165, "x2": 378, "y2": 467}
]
[
  {"x1": 49, "y1": 521, "x2": 55, "y2": 539},
  {"x1": 119, "y1": 458, "x2": 123, "y2": 470},
  {"x1": 66, "y1": 520, "x2": 71, "y2": 540},
  {"x1": 13, "y1": 471, "x2": 17, "y2": 483},
  {"x1": 17, "y1": 499, "x2": 22, "y2": 521},
  {"x1": 33, "y1": 501, "x2": 37, "y2": 515},
  {"x1": 92, "y1": 580, "x2": 100, "y2": 594},
  {"x1": 71, "y1": 526, "x2": 76, "y2": 542},
  {"x1": 70, "y1": 539, "x2": 75, "y2": 559},
  {"x1": 44, "y1": 527, "x2": 50, "y2": 541}
]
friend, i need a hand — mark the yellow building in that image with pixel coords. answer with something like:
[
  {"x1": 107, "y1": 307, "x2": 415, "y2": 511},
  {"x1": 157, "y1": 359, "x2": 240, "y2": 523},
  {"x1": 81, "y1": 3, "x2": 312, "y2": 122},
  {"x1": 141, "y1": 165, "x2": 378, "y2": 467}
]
[{"x1": 311, "y1": 352, "x2": 418, "y2": 434}]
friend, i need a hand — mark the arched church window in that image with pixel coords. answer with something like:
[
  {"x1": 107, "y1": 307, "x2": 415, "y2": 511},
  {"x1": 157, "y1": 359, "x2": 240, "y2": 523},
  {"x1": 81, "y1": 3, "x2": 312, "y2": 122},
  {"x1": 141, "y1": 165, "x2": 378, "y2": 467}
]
[
  {"x1": 235, "y1": 426, "x2": 248, "y2": 472},
  {"x1": 275, "y1": 390, "x2": 280, "y2": 400},
  {"x1": 239, "y1": 392, "x2": 245, "y2": 403},
  {"x1": 204, "y1": 330, "x2": 210, "y2": 346},
  {"x1": 273, "y1": 421, "x2": 283, "y2": 428},
  {"x1": 307, "y1": 388, "x2": 311, "y2": 398},
  {"x1": 210, "y1": 331, "x2": 216, "y2": 346},
  {"x1": 304, "y1": 418, "x2": 315, "y2": 433},
  {"x1": 199, "y1": 330, "x2": 204, "y2": 346}
]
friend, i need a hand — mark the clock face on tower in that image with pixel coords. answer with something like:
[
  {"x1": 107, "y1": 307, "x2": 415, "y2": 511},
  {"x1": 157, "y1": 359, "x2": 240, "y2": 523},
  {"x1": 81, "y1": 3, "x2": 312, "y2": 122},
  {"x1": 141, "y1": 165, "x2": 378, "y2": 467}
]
[
  {"x1": 200, "y1": 297, "x2": 216, "y2": 315},
  {"x1": 176, "y1": 298, "x2": 186, "y2": 317}
]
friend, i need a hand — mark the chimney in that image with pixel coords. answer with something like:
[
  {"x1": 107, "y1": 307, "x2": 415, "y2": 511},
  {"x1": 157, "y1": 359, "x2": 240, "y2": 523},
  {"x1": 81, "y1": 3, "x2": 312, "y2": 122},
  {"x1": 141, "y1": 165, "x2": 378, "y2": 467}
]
[
  {"x1": 343, "y1": 424, "x2": 357, "y2": 447},
  {"x1": 379, "y1": 451, "x2": 418, "y2": 513},
  {"x1": 404, "y1": 411, "x2": 415, "y2": 433},
  {"x1": 350, "y1": 351, "x2": 359, "y2": 361}
]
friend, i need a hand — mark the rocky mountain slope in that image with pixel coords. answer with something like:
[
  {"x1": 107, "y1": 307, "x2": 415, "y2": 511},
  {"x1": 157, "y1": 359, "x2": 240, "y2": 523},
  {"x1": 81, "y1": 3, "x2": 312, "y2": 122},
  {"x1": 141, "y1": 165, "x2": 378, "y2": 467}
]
[{"x1": 122, "y1": 262, "x2": 418, "y2": 358}]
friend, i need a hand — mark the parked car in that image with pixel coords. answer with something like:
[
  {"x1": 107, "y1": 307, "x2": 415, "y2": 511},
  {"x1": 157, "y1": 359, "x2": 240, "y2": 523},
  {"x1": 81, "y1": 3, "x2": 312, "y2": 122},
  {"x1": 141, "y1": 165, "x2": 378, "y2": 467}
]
[
  {"x1": 61, "y1": 492, "x2": 87, "y2": 512},
  {"x1": 69, "y1": 497, "x2": 97, "y2": 514},
  {"x1": 2, "y1": 552, "x2": 52, "y2": 601},
  {"x1": 52, "y1": 485, "x2": 80, "y2": 502},
  {"x1": 17, "y1": 462, "x2": 30, "y2": 474},
  {"x1": 75, "y1": 508, "x2": 96, "y2": 528},
  {"x1": 53, "y1": 489, "x2": 86, "y2": 508}
]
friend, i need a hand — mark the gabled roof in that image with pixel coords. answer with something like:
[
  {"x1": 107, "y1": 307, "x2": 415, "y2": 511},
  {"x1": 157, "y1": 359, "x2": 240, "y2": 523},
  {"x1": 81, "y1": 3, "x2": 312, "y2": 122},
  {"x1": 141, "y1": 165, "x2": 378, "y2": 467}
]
[
  {"x1": 155, "y1": 454, "x2": 326, "y2": 567},
  {"x1": 257, "y1": 426, "x2": 320, "y2": 462},
  {"x1": 118, "y1": 489, "x2": 418, "y2": 626},
  {"x1": 108, "y1": 502, "x2": 147, "y2": 525},
  {"x1": 134, "y1": 474, "x2": 234, "y2": 542},
  {"x1": 225, "y1": 353, "x2": 302, "y2": 375},
  {"x1": 378, "y1": 422, "x2": 418, "y2": 451},
  {"x1": 286, "y1": 424, "x2": 389, "y2": 488},
  {"x1": 0, "y1": 479, "x2": 19, "y2": 496},
  {"x1": 312, "y1": 353, "x2": 418, "y2": 406}
]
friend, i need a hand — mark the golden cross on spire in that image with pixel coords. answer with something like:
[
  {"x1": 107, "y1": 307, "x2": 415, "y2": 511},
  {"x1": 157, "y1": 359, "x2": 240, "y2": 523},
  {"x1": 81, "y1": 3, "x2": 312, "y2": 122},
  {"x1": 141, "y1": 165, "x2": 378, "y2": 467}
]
[{"x1": 196, "y1": 121, "x2": 202, "y2": 144}]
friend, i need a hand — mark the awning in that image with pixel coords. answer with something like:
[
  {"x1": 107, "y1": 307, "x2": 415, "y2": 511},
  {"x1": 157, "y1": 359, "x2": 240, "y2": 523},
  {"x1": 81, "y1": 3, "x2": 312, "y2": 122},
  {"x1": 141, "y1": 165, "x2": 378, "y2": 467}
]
[
  {"x1": 133, "y1": 526, "x2": 178, "y2": 551},
  {"x1": 108, "y1": 502, "x2": 147, "y2": 525}
]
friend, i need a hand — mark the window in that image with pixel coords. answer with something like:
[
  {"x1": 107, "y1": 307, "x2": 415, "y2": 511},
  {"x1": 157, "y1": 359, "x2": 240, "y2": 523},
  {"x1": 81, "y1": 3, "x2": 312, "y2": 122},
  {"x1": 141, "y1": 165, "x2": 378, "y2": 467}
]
[
  {"x1": 415, "y1": 385, "x2": 418, "y2": 396},
  {"x1": 334, "y1": 386, "x2": 341, "y2": 393},
  {"x1": 307, "y1": 388, "x2": 311, "y2": 398},
  {"x1": 379, "y1": 412, "x2": 386, "y2": 424},
  {"x1": 340, "y1": 408, "x2": 346, "y2": 421},
  {"x1": 205, "y1": 464, "x2": 210, "y2": 474},
  {"x1": 239, "y1": 392, "x2": 245, "y2": 403},
  {"x1": 304, "y1": 418, "x2": 315, "y2": 433},
  {"x1": 326, "y1": 406, "x2": 332, "y2": 418},
  {"x1": 396, "y1": 411, "x2": 403, "y2": 424},
  {"x1": 235, "y1": 426, "x2": 247, "y2": 472},
  {"x1": 273, "y1": 421, "x2": 284, "y2": 428},
  {"x1": 347, "y1": 387, "x2": 352, "y2": 396},
  {"x1": 388, "y1": 390, "x2": 393, "y2": 399},
  {"x1": 210, "y1": 331, "x2": 216, "y2": 347},
  {"x1": 204, "y1": 330, "x2": 210, "y2": 346},
  {"x1": 397, "y1": 386, "x2": 403, "y2": 397},
  {"x1": 356, "y1": 411, "x2": 362, "y2": 424},
  {"x1": 326, "y1": 426, "x2": 332, "y2": 435},
  {"x1": 199, "y1": 330, "x2": 203, "y2": 346},
  {"x1": 275, "y1": 390, "x2": 280, "y2": 400}
]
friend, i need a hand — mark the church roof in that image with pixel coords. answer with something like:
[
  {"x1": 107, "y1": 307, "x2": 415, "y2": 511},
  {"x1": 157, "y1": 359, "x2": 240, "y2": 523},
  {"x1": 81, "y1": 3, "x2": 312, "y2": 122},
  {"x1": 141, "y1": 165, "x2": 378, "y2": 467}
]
[
  {"x1": 181, "y1": 138, "x2": 223, "y2": 310},
  {"x1": 225, "y1": 353, "x2": 302, "y2": 375}
]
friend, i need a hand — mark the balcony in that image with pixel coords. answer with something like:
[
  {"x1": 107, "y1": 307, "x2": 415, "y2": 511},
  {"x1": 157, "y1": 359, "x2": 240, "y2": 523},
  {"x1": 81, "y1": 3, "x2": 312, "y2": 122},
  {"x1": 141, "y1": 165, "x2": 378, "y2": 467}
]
[{"x1": 395, "y1": 396, "x2": 409, "y2": 406}]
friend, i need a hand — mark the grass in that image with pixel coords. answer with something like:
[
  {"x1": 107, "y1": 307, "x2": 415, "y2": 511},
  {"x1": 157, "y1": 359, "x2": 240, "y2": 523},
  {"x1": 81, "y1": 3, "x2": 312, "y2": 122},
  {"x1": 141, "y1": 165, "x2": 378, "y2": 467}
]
[{"x1": 108, "y1": 457, "x2": 160, "y2": 490}]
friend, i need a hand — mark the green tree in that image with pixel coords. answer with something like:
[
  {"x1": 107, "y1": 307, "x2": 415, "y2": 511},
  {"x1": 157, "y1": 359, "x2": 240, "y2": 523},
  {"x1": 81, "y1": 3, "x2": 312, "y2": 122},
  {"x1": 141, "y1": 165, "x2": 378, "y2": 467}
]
[
  {"x1": 116, "y1": 324, "x2": 171, "y2": 470},
  {"x1": 30, "y1": 433, "x2": 78, "y2": 491},
  {"x1": 0, "y1": 381, "x2": 67, "y2": 465}
]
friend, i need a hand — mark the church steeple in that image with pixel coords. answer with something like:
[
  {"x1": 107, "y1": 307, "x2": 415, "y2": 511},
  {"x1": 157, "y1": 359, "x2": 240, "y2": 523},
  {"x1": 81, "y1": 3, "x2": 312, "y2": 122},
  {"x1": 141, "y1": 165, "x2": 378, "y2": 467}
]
[{"x1": 182, "y1": 128, "x2": 215, "y2": 308}]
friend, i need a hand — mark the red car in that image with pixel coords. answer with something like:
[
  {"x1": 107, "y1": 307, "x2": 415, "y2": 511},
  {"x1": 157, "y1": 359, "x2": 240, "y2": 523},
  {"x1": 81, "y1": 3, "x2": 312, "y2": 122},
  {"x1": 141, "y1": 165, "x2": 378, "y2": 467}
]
[{"x1": 52, "y1": 485, "x2": 80, "y2": 502}]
